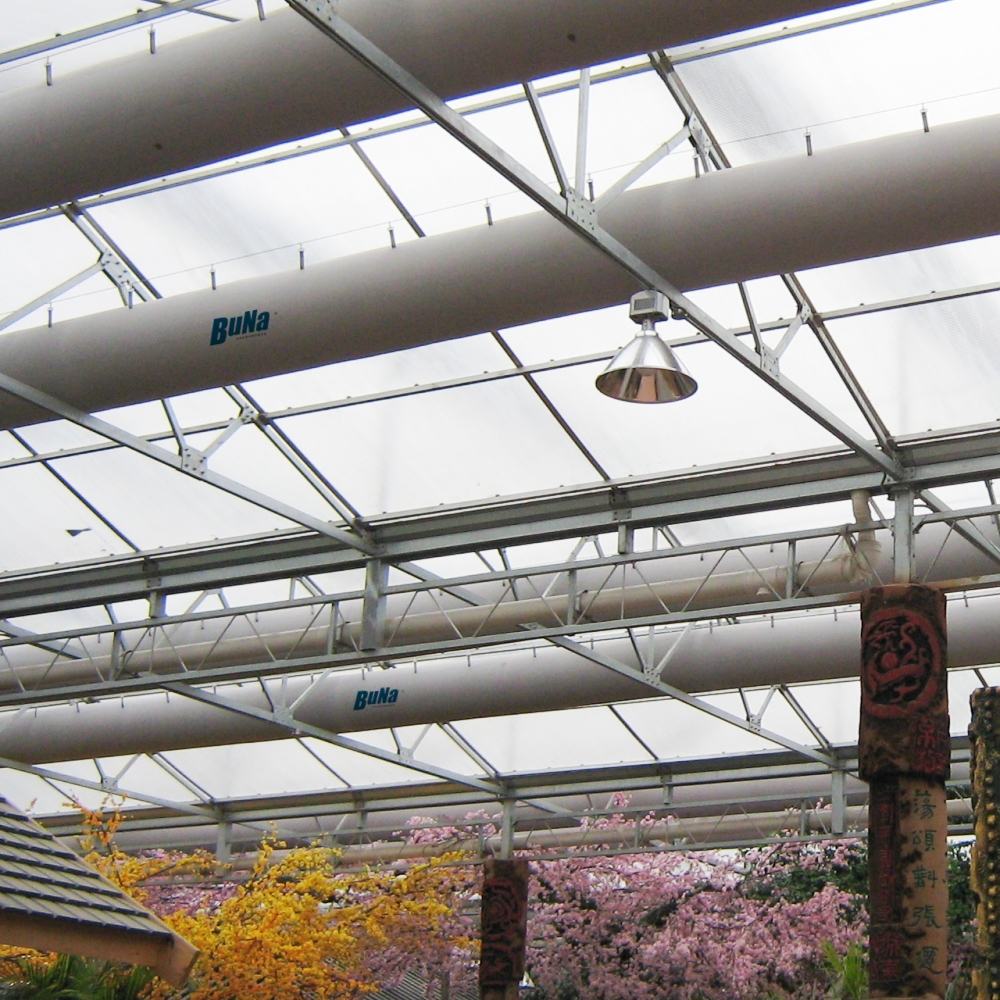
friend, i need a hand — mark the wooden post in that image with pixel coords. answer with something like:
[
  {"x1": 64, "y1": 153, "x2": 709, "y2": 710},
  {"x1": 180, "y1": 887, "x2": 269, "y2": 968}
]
[
  {"x1": 860, "y1": 584, "x2": 949, "y2": 998},
  {"x1": 479, "y1": 858, "x2": 528, "y2": 1000},
  {"x1": 970, "y1": 687, "x2": 1000, "y2": 1000}
]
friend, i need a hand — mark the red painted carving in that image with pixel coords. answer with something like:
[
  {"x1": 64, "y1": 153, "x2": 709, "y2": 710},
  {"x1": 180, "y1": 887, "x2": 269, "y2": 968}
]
[
  {"x1": 868, "y1": 779, "x2": 900, "y2": 924},
  {"x1": 480, "y1": 859, "x2": 529, "y2": 989},
  {"x1": 862, "y1": 607, "x2": 941, "y2": 719},
  {"x1": 869, "y1": 925, "x2": 908, "y2": 991},
  {"x1": 911, "y1": 714, "x2": 951, "y2": 778}
]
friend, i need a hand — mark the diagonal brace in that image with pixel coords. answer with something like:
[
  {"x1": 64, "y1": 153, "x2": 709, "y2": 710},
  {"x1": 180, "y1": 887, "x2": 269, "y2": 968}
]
[
  {"x1": 0, "y1": 369, "x2": 373, "y2": 555},
  {"x1": 286, "y1": 0, "x2": 903, "y2": 482},
  {"x1": 540, "y1": 632, "x2": 839, "y2": 769},
  {"x1": 162, "y1": 681, "x2": 499, "y2": 794}
]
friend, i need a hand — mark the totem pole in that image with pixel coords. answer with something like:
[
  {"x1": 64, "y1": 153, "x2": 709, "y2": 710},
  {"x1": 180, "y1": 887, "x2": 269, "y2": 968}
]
[
  {"x1": 479, "y1": 858, "x2": 529, "y2": 1000},
  {"x1": 860, "y1": 584, "x2": 950, "y2": 998},
  {"x1": 970, "y1": 687, "x2": 1000, "y2": 1000}
]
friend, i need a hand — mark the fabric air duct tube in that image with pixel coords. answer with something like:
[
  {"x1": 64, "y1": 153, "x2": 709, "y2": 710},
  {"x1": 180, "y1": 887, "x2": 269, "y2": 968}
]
[
  {"x1": 3, "y1": 589, "x2": 1000, "y2": 766},
  {"x1": 4, "y1": 113, "x2": 1000, "y2": 430},
  {"x1": 0, "y1": 1, "x2": 870, "y2": 221}
]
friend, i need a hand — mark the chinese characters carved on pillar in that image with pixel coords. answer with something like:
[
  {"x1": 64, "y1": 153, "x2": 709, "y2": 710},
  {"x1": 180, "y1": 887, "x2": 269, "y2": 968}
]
[{"x1": 860, "y1": 584, "x2": 949, "y2": 999}]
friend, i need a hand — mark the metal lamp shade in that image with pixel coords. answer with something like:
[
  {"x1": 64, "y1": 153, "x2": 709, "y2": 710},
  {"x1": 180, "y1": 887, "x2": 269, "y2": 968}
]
[{"x1": 595, "y1": 333, "x2": 697, "y2": 403}]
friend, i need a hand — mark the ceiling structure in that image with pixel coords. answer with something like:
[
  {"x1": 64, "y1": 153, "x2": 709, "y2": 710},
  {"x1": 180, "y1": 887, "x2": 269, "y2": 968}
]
[{"x1": 1, "y1": 0, "x2": 999, "y2": 860}]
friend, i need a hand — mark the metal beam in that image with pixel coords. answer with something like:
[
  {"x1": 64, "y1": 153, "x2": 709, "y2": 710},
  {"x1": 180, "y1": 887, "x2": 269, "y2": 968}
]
[
  {"x1": 0, "y1": 369, "x2": 373, "y2": 555},
  {"x1": 286, "y1": 0, "x2": 903, "y2": 480},
  {"x1": 0, "y1": 0, "x2": 237, "y2": 68},
  {"x1": 161, "y1": 682, "x2": 500, "y2": 794},
  {"x1": 4, "y1": 420, "x2": 1000, "y2": 617},
  {"x1": 543, "y1": 633, "x2": 839, "y2": 768},
  {"x1": 0, "y1": 516, "x2": 878, "y2": 648},
  {"x1": 0, "y1": 589, "x2": 871, "y2": 708}
]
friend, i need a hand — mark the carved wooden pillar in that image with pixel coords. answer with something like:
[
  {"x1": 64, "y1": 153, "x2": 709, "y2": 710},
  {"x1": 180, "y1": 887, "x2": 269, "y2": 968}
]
[
  {"x1": 970, "y1": 687, "x2": 1000, "y2": 1000},
  {"x1": 479, "y1": 858, "x2": 529, "y2": 1000},
  {"x1": 860, "y1": 584, "x2": 950, "y2": 999}
]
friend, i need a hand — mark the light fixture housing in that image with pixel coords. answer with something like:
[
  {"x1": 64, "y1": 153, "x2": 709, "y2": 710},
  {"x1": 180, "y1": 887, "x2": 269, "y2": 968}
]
[{"x1": 596, "y1": 292, "x2": 698, "y2": 403}]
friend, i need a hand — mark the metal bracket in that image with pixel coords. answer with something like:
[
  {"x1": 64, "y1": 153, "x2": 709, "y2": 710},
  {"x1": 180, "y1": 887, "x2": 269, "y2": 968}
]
[
  {"x1": 272, "y1": 705, "x2": 296, "y2": 728},
  {"x1": 180, "y1": 446, "x2": 207, "y2": 477},
  {"x1": 759, "y1": 347, "x2": 779, "y2": 378},
  {"x1": 99, "y1": 250, "x2": 136, "y2": 298},
  {"x1": 239, "y1": 404, "x2": 261, "y2": 425},
  {"x1": 565, "y1": 190, "x2": 597, "y2": 232}
]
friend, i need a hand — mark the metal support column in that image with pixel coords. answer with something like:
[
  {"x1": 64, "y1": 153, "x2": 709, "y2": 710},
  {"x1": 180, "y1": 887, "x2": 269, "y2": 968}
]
[
  {"x1": 360, "y1": 559, "x2": 388, "y2": 650},
  {"x1": 893, "y1": 490, "x2": 915, "y2": 584}
]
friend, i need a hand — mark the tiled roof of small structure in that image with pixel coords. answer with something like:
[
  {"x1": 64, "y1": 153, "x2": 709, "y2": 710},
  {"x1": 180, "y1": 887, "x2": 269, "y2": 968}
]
[
  {"x1": 0, "y1": 796, "x2": 170, "y2": 938},
  {"x1": 370, "y1": 972, "x2": 479, "y2": 1000}
]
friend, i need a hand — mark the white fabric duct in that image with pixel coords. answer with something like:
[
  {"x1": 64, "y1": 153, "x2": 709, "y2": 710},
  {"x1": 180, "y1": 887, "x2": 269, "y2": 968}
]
[
  {"x1": 0, "y1": 0, "x2": 867, "y2": 220},
  {"x1": 5, "y1": 112, "x2": 1000, "y2": 430},
  {"x1": 4, "y1": 587, "x2": 1000, "y2": 766}
]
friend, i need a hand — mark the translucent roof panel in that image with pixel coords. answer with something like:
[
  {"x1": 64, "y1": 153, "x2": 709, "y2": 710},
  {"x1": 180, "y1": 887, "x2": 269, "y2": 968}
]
[{"x1": 0, "y1": 0, "x2": 998, "y2": 843}]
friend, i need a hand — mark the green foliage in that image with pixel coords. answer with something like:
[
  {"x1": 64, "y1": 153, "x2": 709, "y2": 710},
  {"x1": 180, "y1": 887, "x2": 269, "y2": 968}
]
[
  {"x1": 0, "y1": 953, "x2": 154, "y2": 1000},
  {"x1": 744, "y1": 843, "x2": 869, "y2": 904},
  {"x1": 821, "y1": 941, "x2": 867, "y2": 1000},
  {"x1": 947, "y1": 841, "x2": 976, "y2": 939}
]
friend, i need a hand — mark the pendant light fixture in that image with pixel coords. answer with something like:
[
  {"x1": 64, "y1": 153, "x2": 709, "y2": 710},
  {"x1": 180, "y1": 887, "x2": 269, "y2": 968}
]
[{"x1": 596, "y1": 290, "x2": 698, "y2": 403}]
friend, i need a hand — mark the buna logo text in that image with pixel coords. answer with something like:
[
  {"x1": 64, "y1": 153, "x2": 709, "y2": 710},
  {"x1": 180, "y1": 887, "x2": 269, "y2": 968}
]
[
  {"x1": 354, "y1": 687, "x2": 399, "y2": 711},
  {"x1": 210, "y1": 310, "x2": 270, "y2": 346}
]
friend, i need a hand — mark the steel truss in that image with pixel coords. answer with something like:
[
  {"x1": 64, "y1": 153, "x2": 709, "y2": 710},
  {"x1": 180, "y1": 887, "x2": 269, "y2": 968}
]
[
  {"x1": 0, "y1": 0, "x2": 990, "y2": 855},
  {"x1": 28, "y1": 739, "x2": 974, "y2": 859},
  {"x1": 3, "y1": 421, "x2": 999, "y2": 618}
]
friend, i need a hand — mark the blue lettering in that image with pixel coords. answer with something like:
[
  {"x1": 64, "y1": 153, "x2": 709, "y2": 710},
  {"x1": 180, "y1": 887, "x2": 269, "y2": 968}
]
[
  {"x1": 353, "y1": 691, "x2": 368, "y2": 711},
  {"x1": 378, "y1": 687, "x2": 389, "y2": 704},
  {"x1": 388, "y1": 689, "x2": 398, "y2": 704},
  {"x1": 228, "y1": 316, "x2": 242, "y2": 336},
  {"x1": 256, "y1": 311, "x2": 270, "y2": 332},
  {"x1": 210, "y1": 317, "x2": 228, "y2": 345},
  {"x1": 242, "y1": 310, "x2": 257, "y2": 333}
]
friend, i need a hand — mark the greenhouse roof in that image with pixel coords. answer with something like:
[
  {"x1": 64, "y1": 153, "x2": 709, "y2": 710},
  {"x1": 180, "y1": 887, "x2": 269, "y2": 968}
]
[{"x1": 0, "y1": 0, "x2": 996, "y2": 853}]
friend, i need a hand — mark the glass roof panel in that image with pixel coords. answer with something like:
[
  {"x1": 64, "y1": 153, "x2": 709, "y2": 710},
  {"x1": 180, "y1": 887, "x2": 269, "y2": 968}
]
[
  {"x1": 2, "y1": 0, "x2": 999, "y2": 844},
  {"x1": 45, "y1": 448, "x2": 294, "y2": 550},
  {"x1": 526, "y1": 345, "x2": 838, "y2": 480},
  {"x1": 297, "y1": 737, "x2": 445, "y2": 787},
  {"x1": 452, "y1": 707, "x2": 657, "y2": 773},
  {"x1": 0, "y1": 463, "x2": 132, "y2": 569},
  {"x1": 680, "y1": 0, "x2": 1000, "y2": 163},
  {"x1": 159, "y1": 740, "x2": 343, "y2": 799},
  {"x1": 275, "y1": 378, "x2": 598, "y2": 515}
]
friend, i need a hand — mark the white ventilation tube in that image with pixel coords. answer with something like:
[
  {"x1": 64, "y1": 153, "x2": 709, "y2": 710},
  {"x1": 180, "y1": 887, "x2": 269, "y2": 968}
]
[
  {"x1": 1, "y1": 504, "x2": 882, "y2": 694},
  {"x1": 9, "y1": 504, "x2": 1000, "y2": 767},
  {"x1": 0, "y1": 0, "x2": 867, "y2": 220},
  {"x1": 4, "y1": 114, "x2": 1000, "y2": 429}
]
